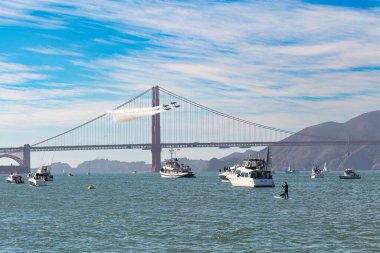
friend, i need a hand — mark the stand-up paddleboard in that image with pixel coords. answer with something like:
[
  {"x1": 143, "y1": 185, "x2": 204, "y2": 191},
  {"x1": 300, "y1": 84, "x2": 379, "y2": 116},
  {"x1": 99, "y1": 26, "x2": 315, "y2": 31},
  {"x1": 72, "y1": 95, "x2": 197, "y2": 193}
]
[{"x1": 274, "y1": 195, "x2": 291, "y2": 200}]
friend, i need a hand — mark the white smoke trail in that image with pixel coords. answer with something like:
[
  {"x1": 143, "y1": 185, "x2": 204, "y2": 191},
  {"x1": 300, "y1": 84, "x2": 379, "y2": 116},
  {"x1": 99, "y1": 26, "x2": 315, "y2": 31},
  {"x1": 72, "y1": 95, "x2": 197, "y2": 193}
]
[{"x1": 109, "y1": 106, "x2": 167, "y2": 122}]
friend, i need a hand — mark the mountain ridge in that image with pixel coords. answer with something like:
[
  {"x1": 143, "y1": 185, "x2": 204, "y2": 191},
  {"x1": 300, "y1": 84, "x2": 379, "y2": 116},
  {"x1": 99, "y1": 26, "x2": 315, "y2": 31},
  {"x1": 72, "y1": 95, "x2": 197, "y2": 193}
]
[{"x1": 206, "y1": 110, "x2": 380, "y2": 171}]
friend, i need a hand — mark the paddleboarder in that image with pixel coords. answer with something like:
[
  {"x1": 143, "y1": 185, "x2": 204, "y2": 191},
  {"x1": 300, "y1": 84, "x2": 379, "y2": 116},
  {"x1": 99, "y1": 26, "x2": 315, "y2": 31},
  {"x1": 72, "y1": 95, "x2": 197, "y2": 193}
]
[{"x1": 282, "y1": 182, "x2": 289, "y2": 199}]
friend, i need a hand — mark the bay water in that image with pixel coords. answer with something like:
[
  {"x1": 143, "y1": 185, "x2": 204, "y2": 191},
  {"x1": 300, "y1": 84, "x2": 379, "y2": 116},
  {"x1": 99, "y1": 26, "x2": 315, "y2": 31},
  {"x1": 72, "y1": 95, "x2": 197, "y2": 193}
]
[{"x1": 1, "y1": 170, "x2": 379, "y2": 252}]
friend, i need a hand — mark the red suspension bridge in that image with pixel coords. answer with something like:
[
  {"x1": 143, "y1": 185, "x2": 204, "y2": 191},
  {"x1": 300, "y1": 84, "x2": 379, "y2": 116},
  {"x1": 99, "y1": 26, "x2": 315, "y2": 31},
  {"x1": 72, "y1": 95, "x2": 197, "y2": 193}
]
[{"x1": 1, "y1": 86, "x2": 379, "y2": 172}]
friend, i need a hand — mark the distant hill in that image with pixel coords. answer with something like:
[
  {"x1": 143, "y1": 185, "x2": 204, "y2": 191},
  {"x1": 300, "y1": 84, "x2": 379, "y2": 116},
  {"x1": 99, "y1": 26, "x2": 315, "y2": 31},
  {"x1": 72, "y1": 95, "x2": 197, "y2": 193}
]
[
  {"x1": 47, "y1": 157, "x2": 208, "y2": 174},
  {"x1": 175, "y1": 157, "x2": 209, "y2": 171},
  {"x1": 205, "y1": 110, "x2": 380, "y2": 171},
  {"x1": 273, "y1": 110, "x2": 380, "y2": 170},
  {"x1": 47, "y1": 159, "x2": 150, "y2": 174}
]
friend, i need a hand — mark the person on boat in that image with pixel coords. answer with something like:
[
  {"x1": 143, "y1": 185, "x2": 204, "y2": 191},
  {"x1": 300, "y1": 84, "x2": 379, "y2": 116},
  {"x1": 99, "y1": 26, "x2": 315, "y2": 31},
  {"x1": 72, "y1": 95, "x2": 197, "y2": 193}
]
[{"x1": 282, "y1": 182, "x2": 289, "y2": 199}]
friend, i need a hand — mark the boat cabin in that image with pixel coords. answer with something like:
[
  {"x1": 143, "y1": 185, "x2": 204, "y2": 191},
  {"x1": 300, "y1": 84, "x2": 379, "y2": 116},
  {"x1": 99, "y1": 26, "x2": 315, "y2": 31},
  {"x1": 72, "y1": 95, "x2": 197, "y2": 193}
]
[
  {"x1": 161, "y1": 158, "x2": 192, "y2": 173},
  {"x1": 242, "y1": 158, "x2": 266, "y2": 170},
  {"x1": 238, "y1": 169, "x2": 273, "y2": 179}
]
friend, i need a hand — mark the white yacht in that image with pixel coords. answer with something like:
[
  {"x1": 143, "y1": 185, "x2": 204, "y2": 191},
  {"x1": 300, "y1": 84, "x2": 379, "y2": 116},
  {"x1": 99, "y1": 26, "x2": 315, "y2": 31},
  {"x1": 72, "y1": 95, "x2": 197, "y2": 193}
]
[
  {"x1": 160, "y1": 150, "x2": 195, "y2": 178},
  {"x1": 218, "y1": 165, "x2": 238, "y2": 182},
  {"x1": 28, "y1": 175, "x2": 47, "y2": 187},
  {"x1": 36, "y1": 165, "x2": 54, "y2": 181},
  {"x1": 6, "y1": 173, "x2": 24, "y2": 184},
  {"x1": 311, "y1": 164, "x2": 324, "y2": 178},
  {"x1": 340, "y1": 168, "x2": 360, "y2": 179},
  {"x1": 226, "y1": 148, "x2": 275, "y2": 188}
]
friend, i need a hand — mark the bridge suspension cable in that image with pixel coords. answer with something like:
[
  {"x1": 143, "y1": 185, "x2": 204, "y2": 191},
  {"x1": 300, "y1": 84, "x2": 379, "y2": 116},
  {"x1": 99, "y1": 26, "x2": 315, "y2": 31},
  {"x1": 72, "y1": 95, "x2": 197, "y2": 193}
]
[
  {"x1": 158, "y1": 87, "x2": 343, "y2": 141},
  {"x1": 30, "y1": 85, "x2": 343, "y2": 150},
  {"x1": 32, "y1": 87, "x2": 152, "y2": 147}
]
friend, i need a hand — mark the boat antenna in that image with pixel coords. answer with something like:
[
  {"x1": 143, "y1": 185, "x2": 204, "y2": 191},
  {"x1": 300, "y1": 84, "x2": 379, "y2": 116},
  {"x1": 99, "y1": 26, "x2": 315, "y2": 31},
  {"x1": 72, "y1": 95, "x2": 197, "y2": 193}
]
[{"x1": 169, "y1": 148, "x2": 175, "y2": 160}]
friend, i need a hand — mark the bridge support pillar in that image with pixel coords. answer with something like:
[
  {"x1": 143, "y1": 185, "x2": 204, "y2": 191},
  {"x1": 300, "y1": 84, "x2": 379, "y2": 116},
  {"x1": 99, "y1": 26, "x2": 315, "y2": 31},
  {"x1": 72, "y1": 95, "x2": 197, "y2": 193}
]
[
  {"x1": 23, "y1": 144, "x2": 31, "y2": 173},
  {"x1": 151, "y1": 86, "x2": 161, "y2": 172}
]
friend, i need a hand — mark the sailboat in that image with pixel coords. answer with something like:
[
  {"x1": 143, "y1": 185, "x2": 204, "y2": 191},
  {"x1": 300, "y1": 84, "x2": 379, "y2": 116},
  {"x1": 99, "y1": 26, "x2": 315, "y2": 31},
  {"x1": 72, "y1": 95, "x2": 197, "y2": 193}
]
[
  {"x1": 285, "y1": 165, "x2": 299, "y2": 174},
  {"x1": 322, "y1": 162, "x2": 328, "y2": 173}
]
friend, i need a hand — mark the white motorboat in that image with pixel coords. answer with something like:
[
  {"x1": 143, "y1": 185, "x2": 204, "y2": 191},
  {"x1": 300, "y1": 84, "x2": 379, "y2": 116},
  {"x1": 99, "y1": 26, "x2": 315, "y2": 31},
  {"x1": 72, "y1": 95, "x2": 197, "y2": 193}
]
[
  {"x1": 28, "y1": 175, "x2": 47, "y2": 187},
  {"x1": 340, "y1": 168, "x2": 360, "y2": 179},
  {"x1": 311, "y1": 164, "x2": 324, "y2": 178},
  {"x1": 160, "y1": 150, "x2": 195, "y2": 178},
  {"x1": 6, "y1": 173, "x2": 24, "y2": 184},
  {"x1": 36, "y1": 165, "x2": 54, "y2": 181},
  {"x1": 226, "y1": 147, "x2": 275, "y2": 188},
  {"x1": 218, "y1": 165, "x2": 237, "y2": 182}
]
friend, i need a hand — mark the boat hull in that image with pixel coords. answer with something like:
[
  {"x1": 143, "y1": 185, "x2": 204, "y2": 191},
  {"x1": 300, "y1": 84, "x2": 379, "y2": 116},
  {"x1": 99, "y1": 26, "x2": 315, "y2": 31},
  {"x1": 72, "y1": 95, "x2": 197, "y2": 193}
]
[
  {"x1": 6, "y1": 179, "x2": 25, "y2": 184},
  {"x1": 160, "y1": 171, "x2": 194, "y2": 178},
  {"x1": 339, "y1": 175, "x2": 360, "y2": 179},
  {"x1": 6, "y1": 175, "x2": 24, "y2": 184},
  {"x1": 218, "y1": 174, "x2": 227, "y2": 180},
  {"x1": 6, "y1": 179, "x2": 24, "y2": 184},
  {"x1": 218, "y1": 172, "x2": 230, "y2": 181},
  {"x1": 311, "y1": 174, "x2": 324, "y2": 179},
  {"x1": 28, "y1": 178, "x2": 47, "y2": 187},
  {"x1": 227, "y1": 175, "x2": 275, "y2": 188}
]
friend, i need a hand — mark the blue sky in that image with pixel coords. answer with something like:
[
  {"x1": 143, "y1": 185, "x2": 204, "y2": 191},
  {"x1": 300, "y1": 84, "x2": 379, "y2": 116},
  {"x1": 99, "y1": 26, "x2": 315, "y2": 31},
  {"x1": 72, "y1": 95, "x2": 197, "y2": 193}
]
[{"x1": 0, "y1": 0, "x2": 379, "y2": 167}]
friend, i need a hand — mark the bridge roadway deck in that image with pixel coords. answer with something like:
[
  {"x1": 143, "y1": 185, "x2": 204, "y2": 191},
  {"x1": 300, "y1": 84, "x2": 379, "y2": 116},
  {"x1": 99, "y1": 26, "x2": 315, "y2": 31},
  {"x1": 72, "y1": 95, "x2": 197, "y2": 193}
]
[{"x1": 1, "y1": 140, "x2": 380, "y2": 152}]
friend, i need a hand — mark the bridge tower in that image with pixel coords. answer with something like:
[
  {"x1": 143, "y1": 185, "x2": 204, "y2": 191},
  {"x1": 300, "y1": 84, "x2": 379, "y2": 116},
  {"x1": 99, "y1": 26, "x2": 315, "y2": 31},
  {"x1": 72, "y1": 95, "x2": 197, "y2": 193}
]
[
  {"x1": 23, "y1": 144, "x2": 31, "y2": 173},
  {"x1": 151, "y1": 86, "x2": 162, "y2": 172}
]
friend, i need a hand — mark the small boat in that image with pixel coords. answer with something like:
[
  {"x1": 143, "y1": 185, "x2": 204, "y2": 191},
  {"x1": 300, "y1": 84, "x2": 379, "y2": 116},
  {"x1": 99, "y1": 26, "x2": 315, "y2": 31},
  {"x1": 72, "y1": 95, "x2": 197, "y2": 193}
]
[
  {"x1": 340, "y1": 168, "x2": 360, "y2": 179},
  {"x1": 311, "y1": 164, "x2": 324, "y2": 178},
  {"x1": 226, "y1": 147, "x2": 275, "y2": 188},
  {"x1": 218, "y1": 165, "x2": 237, "y2": 182},
  {"x1": 28, "y1": 175, "x2": 47, "y2": 187},
  {"x1": 6, "y1": 173, "x2": 24, "y2": 184},
  {"x1": 36, "y1": 165, "x2": 54, "y2": 181},
  {"x1": 160, "y1": 149, "x2": 195, "y2": 178},
  {"x1": 67, "y1": 173, "x2": 73, "y2": 176}
]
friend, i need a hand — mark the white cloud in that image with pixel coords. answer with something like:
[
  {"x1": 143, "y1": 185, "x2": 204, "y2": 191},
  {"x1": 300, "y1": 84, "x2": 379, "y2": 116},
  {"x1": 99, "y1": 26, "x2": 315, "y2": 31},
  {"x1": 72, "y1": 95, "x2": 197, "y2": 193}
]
[
  {"x1": 25, "y1": 46, "x2": 83, "y2": 57},
  {"x1": 93, "y1": 38, "x2": 117, "y2": 46},
  {"x1": 0, "y1": 0, "x2": 67, "y2": 28},
  {"x1": 0, "y1": 60, "x2": 50, "y2": 85}
]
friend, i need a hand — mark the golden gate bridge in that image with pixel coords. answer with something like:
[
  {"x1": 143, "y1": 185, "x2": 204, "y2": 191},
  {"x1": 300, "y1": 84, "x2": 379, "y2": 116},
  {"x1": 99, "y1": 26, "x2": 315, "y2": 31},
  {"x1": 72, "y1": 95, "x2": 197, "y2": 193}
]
[{"x1": 1, "y1": 86, "x2": 379, "y2": 173}]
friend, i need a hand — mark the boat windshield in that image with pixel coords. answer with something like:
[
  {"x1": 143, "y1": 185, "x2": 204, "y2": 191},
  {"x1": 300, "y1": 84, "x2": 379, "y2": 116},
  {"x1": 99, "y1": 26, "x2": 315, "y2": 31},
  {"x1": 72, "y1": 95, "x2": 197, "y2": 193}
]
[
  {"x1": 251, "y1": 171, "x2": 272, "y2": 179},
  {"x1": 243, "y1": 159, "x2": 265, "y2": 169}
]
